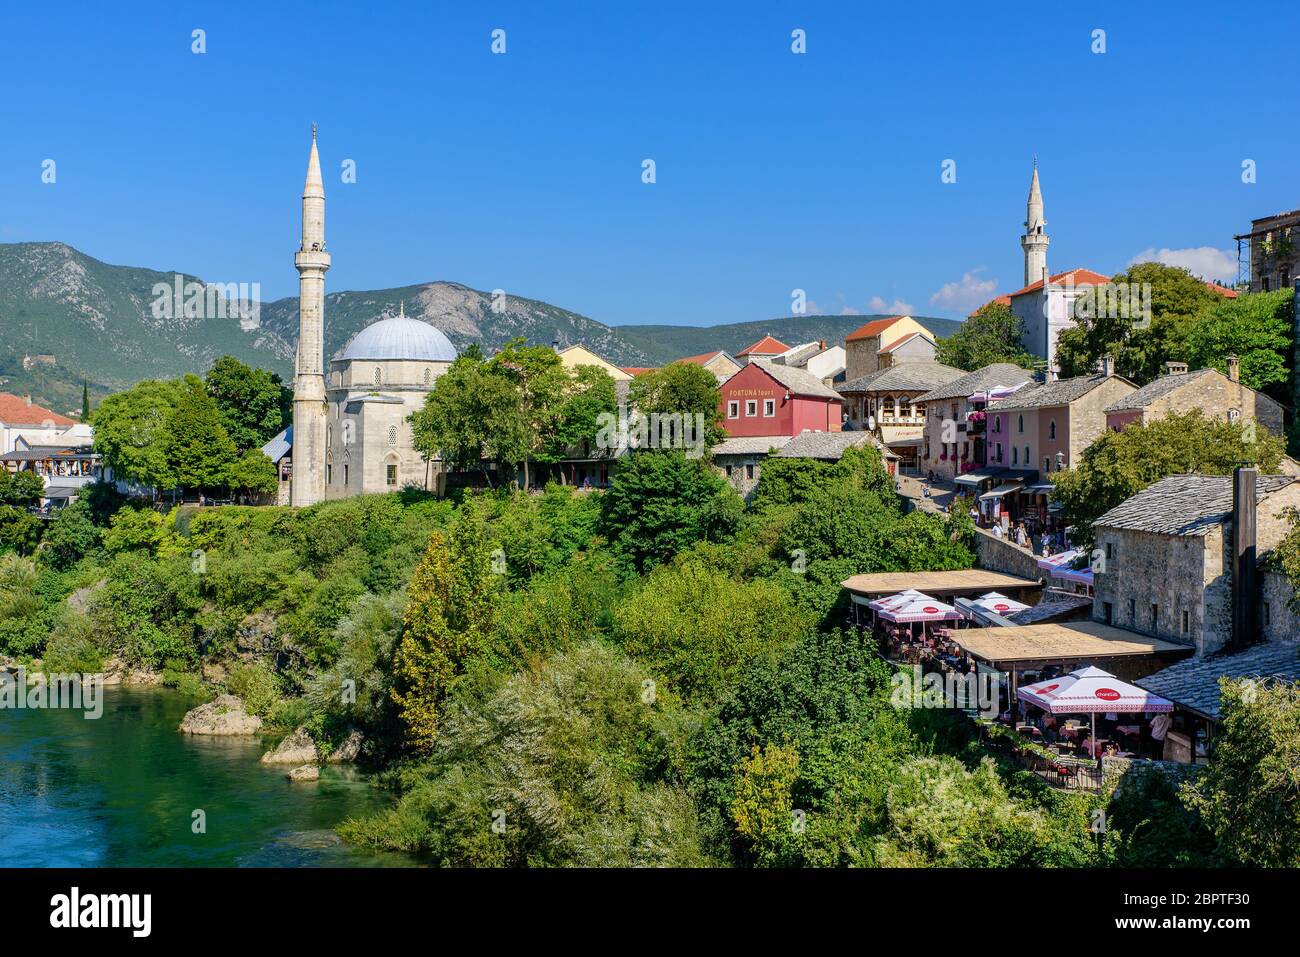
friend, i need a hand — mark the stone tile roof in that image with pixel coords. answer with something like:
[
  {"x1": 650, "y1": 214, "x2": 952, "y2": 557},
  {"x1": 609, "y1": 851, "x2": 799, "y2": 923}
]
[
  {"x1": 838, "y1": 361, "x2": 965, "y2": 395},
  {"x1": 1093, "y1": 473, "x2": 1296, "y2": 536},
  {"x1": 750, "y1": 358, "x2": 841, "y2": 399},
  {"x1": 775, "y1": 430, "x2": 895, "y2": 460},
  {"x1": 1007, "y1": 593, "x2": 1094, "y2": 625},
  {"x1": 1103, "y1": 368, "x2": 1216, "y2": 412},
  {"x1": 711, "y1": 435, "x2": 792, "y2": 456},
  {"x1": 773, "y1": 342, "x2": 823, "y2": 367},
  {"x1": 1135, "y1": 643, "x2": 1300, "y2": 719},
  {"x1": 986, "y1": 372, "x2": 1116, "y2": 411},
  {"x1": 916, "y1": 363, "x2": 1035, "y2": 403}
]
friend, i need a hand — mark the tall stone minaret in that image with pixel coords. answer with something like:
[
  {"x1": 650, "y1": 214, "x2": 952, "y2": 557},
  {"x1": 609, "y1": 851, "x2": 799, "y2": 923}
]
[
  {"x1": 1021, "y1": 159, "x2": 1050, "y2": 286},
  {"x1": 291, "y1": 126, "x2": 330, "y2": 507}
]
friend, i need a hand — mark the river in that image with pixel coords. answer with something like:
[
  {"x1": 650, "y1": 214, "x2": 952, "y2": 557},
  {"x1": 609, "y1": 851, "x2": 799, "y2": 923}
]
[{"x1": 0, "y1": 685, "x2": 416, "y2": 867}]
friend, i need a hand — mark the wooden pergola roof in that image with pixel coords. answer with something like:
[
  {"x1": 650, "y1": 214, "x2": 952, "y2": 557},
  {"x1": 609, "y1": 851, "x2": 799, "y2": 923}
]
[
  {"x1": 951, "y1": 622, "x2": 1192, "y2": 669},
  {"x1": 842, "y1": 569, "x2": 1039, "y2": 598}
]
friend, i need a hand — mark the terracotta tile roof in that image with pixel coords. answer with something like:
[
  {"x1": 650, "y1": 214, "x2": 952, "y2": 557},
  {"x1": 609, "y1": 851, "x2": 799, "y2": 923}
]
[
  {"x1": 620, "y1": 367, "x2": 657, "y2": 376},
  {"x1": 969, "y1": 295, "x2": 1012, "y2": 317},
  {"x1": 1007, "y1": 268, "x2": 1112, "y2": 299},
  {"x1": 736, "y1": 335, "x2": 792, "y2": 356},
  {"x1": 0, "y1": 393, "x2": 76, "y2": 427},
  {"x1": 1205, "y1": 281, "x2": 1239, "y2": 298},
  {"x1": 678, "y1": 350, "x2": 734, "y2": 366},
  {"x1": 845, "y1": 316, "x2": 907, "y2": 342}
]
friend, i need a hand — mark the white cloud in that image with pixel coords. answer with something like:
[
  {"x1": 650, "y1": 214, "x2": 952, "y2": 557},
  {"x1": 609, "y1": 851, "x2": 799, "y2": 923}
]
[
  {"x1": 929, "y1": 268, "x2": 997, "y2": 312},
  {"x1": 867, "y1": 295, "x2": 916, "y2": 316},
  {"x1": 1127, "y1": 247, "x2": 1237, "y2": 282}
]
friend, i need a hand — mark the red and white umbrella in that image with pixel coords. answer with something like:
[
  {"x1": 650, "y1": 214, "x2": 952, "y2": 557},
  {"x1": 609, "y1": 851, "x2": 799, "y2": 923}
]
[
  {"x1": 876, "y1": 593, "x2": 962, "y2": 624},
  {"x1": 1017, "y1": 666, "x2": 1172, "y2": 714},
  {"x1": 969, "y1": 591, "x2": 1030, "y2": 616},
  {"x1": 868, "y1": 588, "x2": 927, "y2": 612},
  {"x1": 1017, "y1": 666, "x2": 1173, "y2": 764}
]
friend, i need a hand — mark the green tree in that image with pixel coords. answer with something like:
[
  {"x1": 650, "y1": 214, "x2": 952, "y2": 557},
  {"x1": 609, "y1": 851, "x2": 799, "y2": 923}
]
[
  {"x1": 486, "y1": 339, "x2": 571, "y2": 489},
  {"x1": 542, "y1": 363, "x2": 618, "y2": 468},
  {"x1": 1183, "y1": 288, "x2": 1293, "y2": 393},
  {"x1": 204, "y1": 356, "x2": 292, "y2": 451},
  {"x1": 39, "y1": 500, "x2": 100, "y2": 569},
  {"x1": 1055, "y1": 263, "x2": 1220, "y2": 384},
  {"x1": 730, "y1": 743, "x2": 801, "y2": 866},
  {"x1": 161, "y1": 376, "x2": 240, "y2": 494},
  {"x1": 81, "y1": 380, "x2": 90, "y2": 422},
  {"x1": 101, "y1": 506, "x2": 170, "y2": 555},
  {"x1": 410, "y1": 353, "x2": 511, "y2": 485},
  {"x1": 92, "y1": 378, "x2": 185, "y2": 491},
  {"x1": 226, "y1": 449, "x2": 279, "y2": 498},
  {"x1": 1186, "y1": 679, "x2": 1300, "y2": 867},
  {"x1": 936, "y1": 302, "x2": 1036, "y2": 372},
  {"x1": 613, "y1": 558, "x2": 812, "y2": 702},
  {"x1": 390, "y1": 520, "x2": 496, "y2": 751},
  {"x1": 0, "y1": 506, "x2": 43, "y2": 555},
  {"x1": 599, "y1": 450, "x2": 742, "y2": 571},
  {"x1": 630, "y1": 361, "x2": 725, "y2": 444},
  {"x1": 751, "y1": 444, "x2": 895, "y2": 511},
  {"x1": 0, "y1": 470, "x2": 46, "y2": 507},
  {"x1": 1051, "y1": 410, "x2": 1284, "y2": 546}
]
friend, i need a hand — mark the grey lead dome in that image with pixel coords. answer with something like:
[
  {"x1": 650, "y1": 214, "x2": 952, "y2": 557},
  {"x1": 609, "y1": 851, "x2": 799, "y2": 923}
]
[{"x1": 335, "y1": 314, "x2": 458, "y2": 362}]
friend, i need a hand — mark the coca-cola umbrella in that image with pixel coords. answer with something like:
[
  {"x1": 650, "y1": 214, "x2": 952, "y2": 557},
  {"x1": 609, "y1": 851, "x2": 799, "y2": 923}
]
[
  {"x1": 968, "y1": 591, "x2": 1030, "y2": 616},
  {"x1": 875, "y1": 593, "x2": 962, "y2": 624},
  {"x1": 1017, "y1": 666, "x2": 1173, "y2": 764}
]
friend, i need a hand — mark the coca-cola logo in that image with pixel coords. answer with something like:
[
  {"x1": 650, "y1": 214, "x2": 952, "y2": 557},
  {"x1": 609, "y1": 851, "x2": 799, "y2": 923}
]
[
  {"x1": 994, "y1": 603, "x2": 1010, "y2": 612},
  {"x1": 1038, "y1": 683, "x2": 1060, "y2": 695},
  {"x1": 923, "y1": 606, "x2": 939, "y2": 614},
  {"x1": 1095, "y1": 688, "x2": 1121, "y2": 701}
]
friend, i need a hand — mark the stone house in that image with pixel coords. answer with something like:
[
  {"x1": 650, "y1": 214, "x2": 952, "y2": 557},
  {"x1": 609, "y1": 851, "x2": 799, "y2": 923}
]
[
  {"x1": 711, "y1": 434, "x2": 791, "y2": 500},
  {"x1": 915, "y1": 363, "x2": 1035, "y2": 481},
  {"x1": 1104, "y1": 358, "x2": 1284, "y2": 437},
  {"x1": 838, "y1": 361, "x2": 964, "y2": 473},
  {"x1": 772, "y1": 341, "x2": 846, "y2": 386},
  {"x1": 1091, "y1": 473, "x2": 1300, "y2": 656},
  {"x1": 985, "y1": 363, "x2": 1136, "y2": 476},
  {"x1": 1235, "y1": 208, "x2": 1300, "y2": 293},
  {"x1": 557, "y1": 345, "x2": 634, "y2": 382},
  {"x1": 843, "y1": 316, "x2": 935, "y2": 380}
]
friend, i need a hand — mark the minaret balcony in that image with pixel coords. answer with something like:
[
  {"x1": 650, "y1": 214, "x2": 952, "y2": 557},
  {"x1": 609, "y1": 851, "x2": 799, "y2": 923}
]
[{"x1": 295, "y1": 249, "x2": 332, "y2": 271}]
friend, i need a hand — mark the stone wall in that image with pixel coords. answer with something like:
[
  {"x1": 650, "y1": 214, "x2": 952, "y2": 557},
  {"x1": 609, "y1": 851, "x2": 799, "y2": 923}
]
[
  {"x1": 1261, "y1": 568, "x2": 1300, "y2": 641},
  {"x1": 1067, "y1": 376, "x2": 1136, "y2": 464},
  {"x1": 974, "y1": 527, "x2": 1043, "y2": 581},
  {"x1": 1142, "y1": 369, "x2": 1285, "y2": 439},
  {"x1": 1092, "y1": 527, "x2": 1206, "y2": 651}
]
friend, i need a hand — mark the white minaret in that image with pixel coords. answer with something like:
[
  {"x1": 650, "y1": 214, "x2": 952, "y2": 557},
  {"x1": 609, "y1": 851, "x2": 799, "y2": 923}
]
[
  {"x1": 291, "y1": 125, "x2": 330, "y2": 507},
  {"x1": 1021, "y1": 159, "x2": 1050, "y2": 287}
]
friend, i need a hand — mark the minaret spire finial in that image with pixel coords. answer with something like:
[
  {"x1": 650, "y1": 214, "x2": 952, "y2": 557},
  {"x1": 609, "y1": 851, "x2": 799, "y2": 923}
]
[
  {"x1": 400, "y1": 301, "x2": 405, "y2": 318},
  {"x1": 312, "y1": 122, "x2": 317, "y2": 141}
]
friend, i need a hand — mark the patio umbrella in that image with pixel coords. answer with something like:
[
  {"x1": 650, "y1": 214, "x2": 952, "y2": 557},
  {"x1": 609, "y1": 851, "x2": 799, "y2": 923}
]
[
  {"x1": 867, "y1": 588, "x2": 926, "y2": 612},
  {"x1": 1016, "y1": 666, "x2": 1173, "y2": 764},
  {"x1": 876, "y1": 593, "x2": 962, "y2": 624},
  {"x1": 968, "y1": 591, "x2": 1030, "y2": 616}
]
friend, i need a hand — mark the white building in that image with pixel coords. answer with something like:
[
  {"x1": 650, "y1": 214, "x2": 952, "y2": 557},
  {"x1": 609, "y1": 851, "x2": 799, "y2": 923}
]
[{"x1": 282, "y1": 130, "x2": 458, "y2": 505}]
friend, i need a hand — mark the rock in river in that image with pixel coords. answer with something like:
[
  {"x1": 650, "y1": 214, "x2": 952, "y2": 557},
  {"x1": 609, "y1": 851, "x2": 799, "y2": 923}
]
[
  {"x1": 287, "y1": 765, "x2": 320, "y2": 782},
  {"x1": 260, "y1": 726, "x2": 321, "y2": 765},
  {"x1": 178, "y1": 694, "x2": 262, "y2": 736}
]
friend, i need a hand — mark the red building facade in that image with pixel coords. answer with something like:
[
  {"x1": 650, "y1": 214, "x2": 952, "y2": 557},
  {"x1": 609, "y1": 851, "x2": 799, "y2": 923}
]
[{"x1": 719, "y1": 361, "x2": 842, "y2": 438}]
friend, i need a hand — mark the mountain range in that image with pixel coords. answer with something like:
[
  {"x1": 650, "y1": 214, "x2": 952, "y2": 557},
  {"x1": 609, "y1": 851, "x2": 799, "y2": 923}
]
[{"x1": 0, "y1": 242, "x2": 962, "y2": 415}]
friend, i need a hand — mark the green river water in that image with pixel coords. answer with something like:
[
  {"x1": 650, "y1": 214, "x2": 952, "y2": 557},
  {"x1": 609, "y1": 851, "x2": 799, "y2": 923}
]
[{"x1": 0, "y1": 685, "x2": 416, "y2": 867}]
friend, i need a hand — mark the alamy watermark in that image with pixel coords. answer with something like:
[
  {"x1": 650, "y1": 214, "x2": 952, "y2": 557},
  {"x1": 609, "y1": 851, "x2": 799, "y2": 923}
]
[
  {"x1": 0, "y1": 668, "x2": 103, "y2": 719},
  {"x1": 890, "y1": 664, "x2": 999, "y2": 719},
  {"x1": 151, "y1": 274, "x2": 261, "y2": 330},
  {"x1": 595, "y1": 400, "x2": 707, "y2": 458}
]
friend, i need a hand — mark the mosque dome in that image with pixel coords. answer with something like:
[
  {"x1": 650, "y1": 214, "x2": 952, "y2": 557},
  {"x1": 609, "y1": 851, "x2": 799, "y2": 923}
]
[{"x1": 336, "y1": 309, "x2": 458, "y2": 362}]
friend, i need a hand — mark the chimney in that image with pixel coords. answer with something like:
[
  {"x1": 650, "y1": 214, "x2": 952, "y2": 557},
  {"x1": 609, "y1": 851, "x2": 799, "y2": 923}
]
[
  {"x1": 1101, "y1": 355, "x2": 1115, "y2": 377},
  {"x1": 1231, "y1": 466, "x2": 1259, "y2": 651},
  {"x1": 1164, "y1": 361, "x2": 1188, "y2": 376},
  {"x1": 24, "y1": 395, "x2": 31, "y2": 406},
  {"x1": 1227, "y1": 355, "x2": 1240, "y2": 383},
  {"x1": 820, "y1": 339, "x2": 827, "y2": 350}
]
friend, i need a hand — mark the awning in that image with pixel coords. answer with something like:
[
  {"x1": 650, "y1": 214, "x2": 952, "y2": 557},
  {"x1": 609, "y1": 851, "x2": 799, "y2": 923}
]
[
  {"x1": 979, "y1": 483, "x2": 1022, "y2": 500},
  {"x1": 1037, "y1": 549, "x2": 1094, "y2": 585},
  {"x1": 876, "y1": 593, "x2": 963, "y2": 624},
  {"x1": 955, "y1": 467, "x2": 1007, "y2": 486},
  {"x1": 967, "y1": 591, "x2": 1031, "y2": 616},
  {"x1": 41, "y1": 486, "x2": 81, "y2": 500},
  {"x1": 1026, "y1": 483, "x2": 1054, "y2": 493}
]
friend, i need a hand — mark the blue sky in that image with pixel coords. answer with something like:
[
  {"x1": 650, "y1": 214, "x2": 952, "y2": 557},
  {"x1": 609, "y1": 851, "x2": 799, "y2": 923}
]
[{"x1": 2, "y1": 0, "x2": 1297, "y2": 326}]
